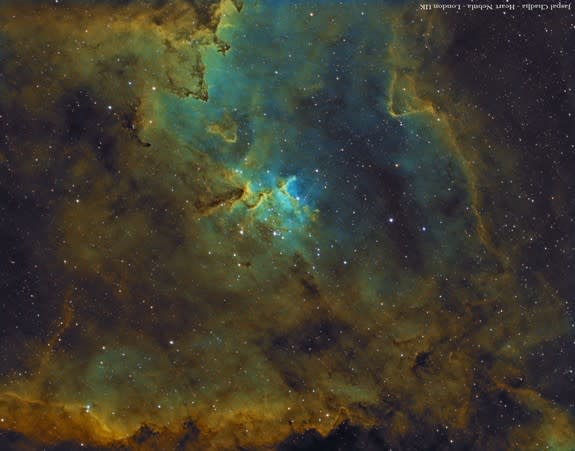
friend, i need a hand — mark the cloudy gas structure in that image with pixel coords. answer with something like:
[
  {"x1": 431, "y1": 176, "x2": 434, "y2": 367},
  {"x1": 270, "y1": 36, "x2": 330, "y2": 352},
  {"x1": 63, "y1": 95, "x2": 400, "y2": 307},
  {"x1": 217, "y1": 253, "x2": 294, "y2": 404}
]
[{"x1": 0, "y1": 1, "x2": 573, "y2": 450}]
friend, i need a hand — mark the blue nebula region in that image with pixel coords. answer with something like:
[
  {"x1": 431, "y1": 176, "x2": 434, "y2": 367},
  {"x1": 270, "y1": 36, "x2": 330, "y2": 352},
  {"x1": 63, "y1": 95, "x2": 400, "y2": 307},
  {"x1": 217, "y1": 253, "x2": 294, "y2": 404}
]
[{"x1": 162, "y1": 0, "x2": 476, "y2": 291}]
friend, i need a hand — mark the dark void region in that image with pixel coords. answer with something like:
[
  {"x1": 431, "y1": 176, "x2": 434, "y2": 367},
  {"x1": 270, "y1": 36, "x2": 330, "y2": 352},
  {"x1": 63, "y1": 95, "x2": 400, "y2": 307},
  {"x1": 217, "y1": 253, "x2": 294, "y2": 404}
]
[{"x1": 440, "y1": 8, "x2": 575, "y2": 298}]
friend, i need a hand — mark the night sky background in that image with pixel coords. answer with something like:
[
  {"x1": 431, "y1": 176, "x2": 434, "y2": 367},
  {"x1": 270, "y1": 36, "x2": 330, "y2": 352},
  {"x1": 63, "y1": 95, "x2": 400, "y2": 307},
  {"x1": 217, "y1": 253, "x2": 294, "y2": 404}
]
[{"x1": 0, "y1": 0, "x2": 574, "y2": 450}]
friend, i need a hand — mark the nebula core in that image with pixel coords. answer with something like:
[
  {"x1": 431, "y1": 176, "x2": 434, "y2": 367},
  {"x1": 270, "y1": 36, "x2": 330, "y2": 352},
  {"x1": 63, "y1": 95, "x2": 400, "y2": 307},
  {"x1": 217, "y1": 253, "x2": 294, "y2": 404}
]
[{"x1": 0, "y1": 1, "x2": 574, "y2": 450}]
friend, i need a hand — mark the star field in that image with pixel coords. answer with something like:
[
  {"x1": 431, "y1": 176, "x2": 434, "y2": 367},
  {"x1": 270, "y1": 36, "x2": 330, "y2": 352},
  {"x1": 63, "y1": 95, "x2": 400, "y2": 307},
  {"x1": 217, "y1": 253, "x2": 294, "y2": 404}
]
[{"x1": 0, "y1": 1, "x2": 573, "y2": 450}]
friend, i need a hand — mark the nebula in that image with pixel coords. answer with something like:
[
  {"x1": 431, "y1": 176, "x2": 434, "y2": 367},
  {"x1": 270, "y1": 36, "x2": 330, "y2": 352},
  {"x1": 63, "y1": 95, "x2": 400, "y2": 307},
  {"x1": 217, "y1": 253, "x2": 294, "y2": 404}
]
[{"x1": 0, "y1": 0, "x2": 573, "y2": 450}]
